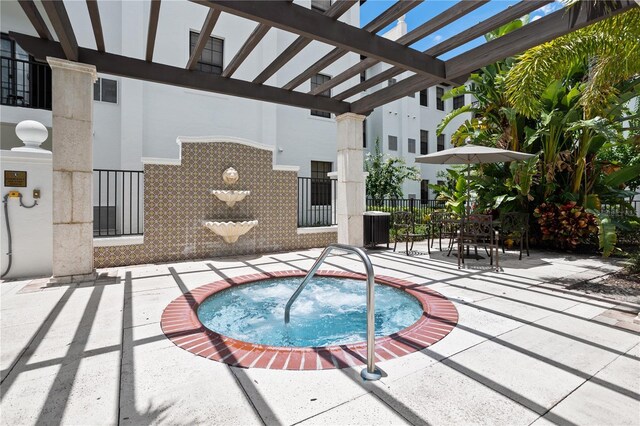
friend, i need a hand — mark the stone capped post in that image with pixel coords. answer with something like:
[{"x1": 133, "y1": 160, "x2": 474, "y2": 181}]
[
  {"x1": 335, "y1": 112, "x2": 366, "y2": 246},
  {"x1": 47, "y1": 57, "x2": 97, "y2": 282}
]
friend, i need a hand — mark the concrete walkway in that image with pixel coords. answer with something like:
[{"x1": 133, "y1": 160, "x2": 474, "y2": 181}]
[{"x1": 1, "y1": 244, "x2": 638, "y2": 425}]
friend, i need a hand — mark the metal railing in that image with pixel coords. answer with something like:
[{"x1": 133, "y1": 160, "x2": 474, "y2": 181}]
[
  {"x1": 284, "y1": 243, "x2": 381, "y2": 381},
  {"x1": 0, "y1": 56, "x2": 52, "y2": 110},
  {"x1": 366, "y1": 198, "x2": 445, "y2": 217},
  {"x1": 601, "y1": 201, "x2": 640, "y2": 218},
  {"x1": 93, "y1": 169, "x2": 144, "y2": 237},
  {"x1": 297, "y1": 177, "x2": 337, "y2": 227}
]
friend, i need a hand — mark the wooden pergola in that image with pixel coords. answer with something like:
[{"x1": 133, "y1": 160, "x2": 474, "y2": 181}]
[{"x1": 11, "y1": 0, "x2": 636, "y2": 116}]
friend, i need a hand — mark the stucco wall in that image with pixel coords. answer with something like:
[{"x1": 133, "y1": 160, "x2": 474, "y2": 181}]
[{"x1": 94, "y1": 140, "x2": 336, "y2": 267}]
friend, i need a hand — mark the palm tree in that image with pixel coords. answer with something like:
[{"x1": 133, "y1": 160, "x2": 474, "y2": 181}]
[{"x1": 505, "y1": 5, "x2": 640, "y2": 119}]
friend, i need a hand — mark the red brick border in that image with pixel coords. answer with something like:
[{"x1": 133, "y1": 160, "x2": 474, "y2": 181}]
[{"x1": 160, "y1": 270, "x2": 458, "y2": 370}]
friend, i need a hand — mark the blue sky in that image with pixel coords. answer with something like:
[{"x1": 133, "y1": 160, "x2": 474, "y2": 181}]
[{"x1": 360, "y1": 0, "x2": 563, "y2": 60}]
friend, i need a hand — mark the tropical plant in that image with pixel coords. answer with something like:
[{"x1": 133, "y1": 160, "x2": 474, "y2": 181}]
[
  {"x1": 428, "y1": 169, "x2": 467, "y2": 216},
  {"x1": 533, "y1": 202, "x2": 599, "y2": 250},
  {"x1": 365, "y1": 138, "x2": 419, "y2": 200},
  {"x1": 505, "y1": 6, "x2": 640, "y2": 119}
]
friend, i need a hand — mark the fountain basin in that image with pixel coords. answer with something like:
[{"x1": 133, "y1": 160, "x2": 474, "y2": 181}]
[
  {"x1": 204, "y1": 220, "x2": 258, "y2": 243},
  {"x1": 211, "y1": 190, "x2": 250, "y2": 207}
]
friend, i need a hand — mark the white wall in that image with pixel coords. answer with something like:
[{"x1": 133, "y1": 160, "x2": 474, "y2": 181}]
[{"x1": 0, "y1": 150, "x2": 53, "y2": 279}]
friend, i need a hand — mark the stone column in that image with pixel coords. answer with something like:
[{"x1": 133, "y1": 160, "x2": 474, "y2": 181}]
[
  {"x1": 335, "y1": 112, "x2": 366, "y2": 246},
  {"x1": 47, "y1": 58, "x2": 97, "y2": 283}
]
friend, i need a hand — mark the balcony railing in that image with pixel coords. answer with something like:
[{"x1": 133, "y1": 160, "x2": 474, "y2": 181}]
[
  {"x1": 298, "y1": 177, "x2": 337, "y2": 227},
  {"x1": 0, "y1": 56, "x2": 52, "y2": 110},
  {"x1": 93, "y1": 169, "x2": 144, "y2": 237}
]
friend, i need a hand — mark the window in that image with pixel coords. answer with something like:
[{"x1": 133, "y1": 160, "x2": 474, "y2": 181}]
[
  {"x1": 388, "y1": 78, "x2": 396, "y2": 87},
  {"x1": 420, "y1": 130, "x2": 428, "y2": 155},
  {"x1": 421, "y1": 180, "x2": 429, "y2": 202},
  {"x1": 408, "y1": 194, "x2": 416, "y2": 199},
  {"x1": 93, "y1": 78, "x2": 117, "y2": 103},
  {"x1": 388, "y1": 135, "x2": 398, "y2": 151},
  {"x1": 310, "y1": 73, "x2": 331, "y2": 118},
  {"x1": 453, "y1": 94, "x2": 465, "y2": 109},
  {"x1": 311, "y1": 0, "x2": 331, "y2": 12},
  {"x1": 189, "y1": 31, "x2": 223, "y2": 75},
  {"x1": 311, "y1": 161, "x2": 332, "y2": 206},
  {"x1": 436, "y1": 86, "x2": 445, "y2": 111},
  {"x1": 1, "y1": 33, "x2": 51, "y2": 109},
  {"x1": 419, "y1": 89, "x2": 428, "y2": 107},
  {"x1": 437, "y1": 134, "x2": 445, "y2": 151},
  {"x1": 408, "y1": 138, "x2": 416, "y2": 154}
]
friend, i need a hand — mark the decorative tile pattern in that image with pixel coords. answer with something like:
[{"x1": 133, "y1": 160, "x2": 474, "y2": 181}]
[
  {"x1": 94, "y1": 142, "x2": 336, "y2": 267},
  {"x1": 160, "y1": 270, "x2": 458, "y2": 370}
]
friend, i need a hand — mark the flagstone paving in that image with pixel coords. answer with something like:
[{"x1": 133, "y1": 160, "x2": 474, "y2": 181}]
[{"x1": 1, "y1": 243, "x2": 638, "y2": 425}]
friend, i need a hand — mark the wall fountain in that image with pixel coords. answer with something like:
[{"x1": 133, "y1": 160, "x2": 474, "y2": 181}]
[{"x1": 204, "y1": 167, "x2": 258, "y2": 243}]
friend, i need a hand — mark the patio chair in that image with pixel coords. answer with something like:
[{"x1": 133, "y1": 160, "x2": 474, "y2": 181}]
[
  {"x1": 391, "y1": 211, "x2": 430, "y2": 255},
  {"x1": 499, "y1": 212, "x2": 530, "y2": 260},
  {"x1": 457, "y1": 214, "x2": 499, "y2": 271},
  {"x1": 429, "y1": 211, "x2": 459, "y2": 252}
]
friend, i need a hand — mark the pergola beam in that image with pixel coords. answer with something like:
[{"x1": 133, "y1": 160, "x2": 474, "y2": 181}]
[
  {"x1": 351, "y1": 0, "x2": 637, "y2": 114},
  {"x1": 86, "y1": 0, "x2": 105, "y2": 52},
  {"x1": 41, "y1": 0, "x2": 78, "y2": 61},
  {"x1": 221, "y1": 23, "x2": 269, "y2": 78},
  {"x1": 252, "y1": 0, "x2": 356, "y2": 85},
  {"x1": 309, "y1": 0, "x2": 486, "y2": 95},
  {"x1": 335, "y1": 0, "x2": 553, "y2": 101},
  {"x1": 424, "y1": 0, "x2": 553, "y2": 57},
  {"x1": 10, "y1": 32, "x2": 352, "y2": 115},
  {"x1": 186, "y1": 9, "x2": 222, "y2": 70},
  {"x1": 192, "y1": 0, "x2": 446, "y2": 81},
  {"x1": 282, "y1": 0, "x2": 422, "y2": 91},
  {"x1": 445, "y1": 0, "x2": 638, "y2": 79},
  {"x1": 145, "y1": 0, "x2": 161, "y2": 62},
  {"x1": 17, "y1": 0, "x2": 53, "y2": 40}
]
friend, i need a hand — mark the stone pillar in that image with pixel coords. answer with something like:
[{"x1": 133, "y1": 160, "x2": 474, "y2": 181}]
[
  {"x1": 47, "y1": 58, "x2": 97, "y2": 282},
  {"x1": 335, "y1": 112, "x2": 366, "y2": 246}
]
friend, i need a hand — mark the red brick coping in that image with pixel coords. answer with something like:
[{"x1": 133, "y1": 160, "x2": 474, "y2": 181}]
[{"x1": 160, "y1": 270, "x2": 458, "y2": 370}]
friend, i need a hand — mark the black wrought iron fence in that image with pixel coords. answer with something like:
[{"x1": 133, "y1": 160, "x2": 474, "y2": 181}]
[
  {"x1": 0, "y1": 56, "x2": 52, "y2": 110},
  {"x1": 601, "y1": 201, "x2": 640, "y2": 218},
  {"x1": 366, "y1": 198, "x2": 445, "y2": 219},
  {"x1": 297, "y1": 177, "x2": 337, "y2": 227},
  {"x1": 93, "y1": 169, "x2": 144, "y2": 236}
]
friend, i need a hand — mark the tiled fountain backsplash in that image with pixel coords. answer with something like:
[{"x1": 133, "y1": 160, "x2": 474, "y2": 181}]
[{"x1": 94, "y1": 140, "x2": 336, "y2": 268}]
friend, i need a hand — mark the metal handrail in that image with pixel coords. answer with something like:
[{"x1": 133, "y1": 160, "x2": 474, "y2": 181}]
[{"x1": 284, "y1": 243, "x2": 381, "y2": 381}]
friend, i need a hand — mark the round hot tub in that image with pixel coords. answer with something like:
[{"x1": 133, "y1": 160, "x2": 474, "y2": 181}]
[{"x1": 161, "y1": 270, "x2": 458, "y2": 371}]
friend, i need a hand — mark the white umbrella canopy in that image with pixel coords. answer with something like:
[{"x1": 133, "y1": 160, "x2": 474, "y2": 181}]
[
  {"x1": 415, "y1": 143, "x2": 535, "y2": 164},
  {"x1": 415, "y1": 143, "x2": 535, "y2": 218}
]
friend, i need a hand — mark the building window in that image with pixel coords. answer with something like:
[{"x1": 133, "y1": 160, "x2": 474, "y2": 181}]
[
  {"x1": 388, "y1": 78, "x2": 396, "y2": 87},
  {"x1": 437, "y1": 134, "x2": 445, "y2": 151},
  {"x1": 311, "y1": 0, "x2": 331, "y2": 12},
  {"x1": 189, "y1": 31, "x2": 223, "y2": 75},
  {"x1": 310, "y1": 73, "x2": 331, "y2": 118},
  {"x1": 419, "y1": 89, "x2": 428, "y2": 107},
  {"x1": 420, "y1": 130, "x2": 428, "y2": 155},
  {"x1": 311, "y1": 161, "x2": 332, "y2": 206},
  {"x1": 408, "y1": 194, "x2": 416, "y2": 199},
  {"x1": 408, "y1": 138, "x2": 416, "y2": 154},
  {"x1": 388, "y1": 135, "x2": 398, "y2": 151},
  {"x1": 93, "y1": 78, "x2": 117, "y2": 103},
  {"x1": 436, "y1": 87, "x2": 445, "y2": 111},
  {"x1": 453, "y1": 94, "x2": 465, "y2": 109},
  {"x1": 421, "y1": 180, "x2": 429, "y2": 202}
]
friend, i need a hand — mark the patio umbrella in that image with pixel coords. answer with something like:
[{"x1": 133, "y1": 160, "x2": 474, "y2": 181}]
[{"x1": 415, "y1": 143, "x2": 535, "y2": 217}]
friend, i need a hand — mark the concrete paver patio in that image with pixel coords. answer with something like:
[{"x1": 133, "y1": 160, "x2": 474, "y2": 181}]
[{"x1": 1, "y1": 243, "x2": 639, "y2": 425}]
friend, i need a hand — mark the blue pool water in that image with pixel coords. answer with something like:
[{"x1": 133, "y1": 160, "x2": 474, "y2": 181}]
[{"x1": 197, "y1": 276, "x2": 423, "y2": 347}]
